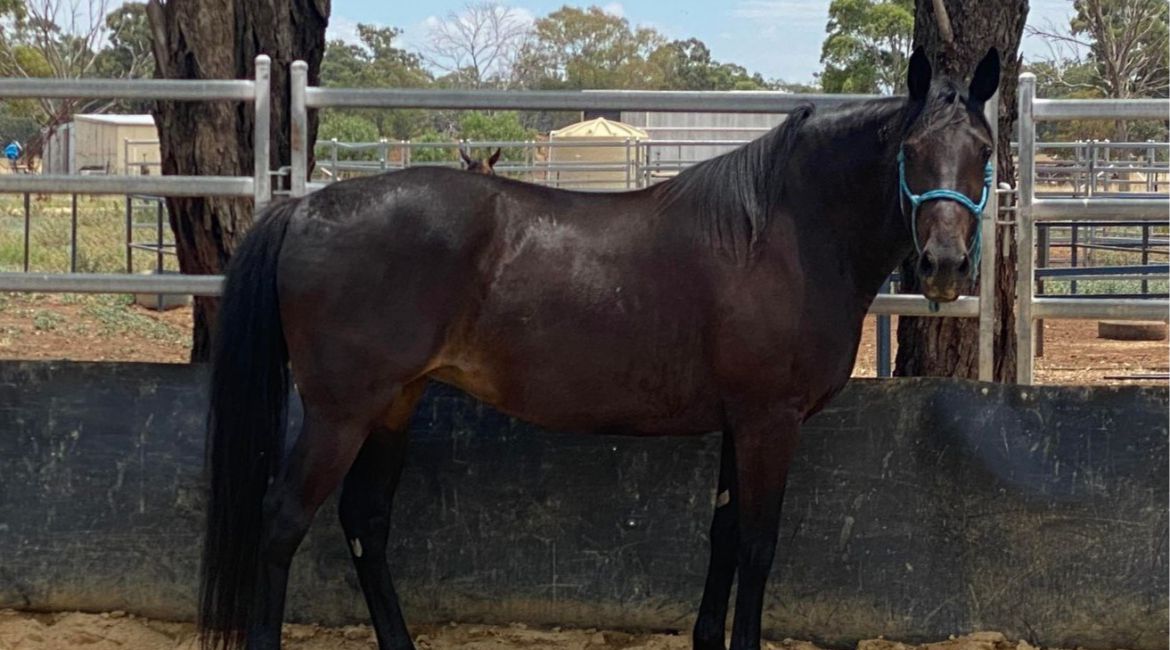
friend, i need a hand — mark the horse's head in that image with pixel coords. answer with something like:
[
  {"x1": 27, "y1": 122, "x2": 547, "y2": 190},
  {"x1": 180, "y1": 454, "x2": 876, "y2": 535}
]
[
  {"x1": 899, "y1": 46, "x2": 999, "y2": 303},
  {"x1": 460, "y1": 147, "x2": 501, "y2": 175}
]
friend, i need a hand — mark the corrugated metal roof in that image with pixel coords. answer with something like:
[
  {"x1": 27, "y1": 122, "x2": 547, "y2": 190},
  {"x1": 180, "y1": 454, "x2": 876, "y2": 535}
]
[{"x1": 74, "y1": 114, "x2": 156, "y2": 126}]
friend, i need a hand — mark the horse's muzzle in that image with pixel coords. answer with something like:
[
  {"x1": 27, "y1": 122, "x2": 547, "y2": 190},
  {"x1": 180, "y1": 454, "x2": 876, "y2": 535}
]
[{"x1": 918, "y1": 246, "x2": 970, "y2": 303}]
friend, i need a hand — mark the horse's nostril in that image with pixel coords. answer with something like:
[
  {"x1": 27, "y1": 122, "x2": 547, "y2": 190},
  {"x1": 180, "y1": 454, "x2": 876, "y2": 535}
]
[
  {"x1": 919, "y1": 251, "x2": 937, "y2": 278},
  {"x1": 957, "y1": 254, "x2": 971, "y2": 276}
]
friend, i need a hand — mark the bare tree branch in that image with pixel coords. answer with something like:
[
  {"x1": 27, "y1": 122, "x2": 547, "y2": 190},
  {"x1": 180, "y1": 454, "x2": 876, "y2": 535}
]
[
  {"x1": 424, "y1": 1, "x2": 531, "y2": 88},
  {"x1": 931, "y1": 0, "x2": 953, "y2": 43}
]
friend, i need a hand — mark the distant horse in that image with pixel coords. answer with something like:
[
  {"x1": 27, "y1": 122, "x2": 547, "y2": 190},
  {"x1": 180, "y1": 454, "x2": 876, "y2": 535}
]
[
  {"x1": 201, "y1": 47, "x2": 999, "y2": 650},
  {"x1": 459, "y1": 146, "x2": 501, "y2": 175}
]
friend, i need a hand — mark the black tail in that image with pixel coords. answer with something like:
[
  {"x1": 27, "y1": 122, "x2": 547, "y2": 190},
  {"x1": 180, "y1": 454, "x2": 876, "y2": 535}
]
[{"x1": 199, "y1": 200, "x2": 295, "y2": 650}]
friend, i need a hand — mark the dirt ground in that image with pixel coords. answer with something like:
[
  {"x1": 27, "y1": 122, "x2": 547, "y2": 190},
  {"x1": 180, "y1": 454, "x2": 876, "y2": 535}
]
[
  {"x1": 0, "y1": 294, "x2": 1166, "y2": 386},
  {"x1": 0, "y1": 610, "x2": 1063, "y2": 650}
]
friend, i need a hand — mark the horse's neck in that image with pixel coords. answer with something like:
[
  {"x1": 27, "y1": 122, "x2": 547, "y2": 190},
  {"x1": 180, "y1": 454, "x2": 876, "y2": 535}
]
[{"x1": 791, "y1": 109, "x2": 912, "y2": 301}]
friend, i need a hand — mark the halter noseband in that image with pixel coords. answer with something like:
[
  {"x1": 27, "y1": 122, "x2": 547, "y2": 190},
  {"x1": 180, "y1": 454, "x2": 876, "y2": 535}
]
[{"x1": 897, "y1": 147, "x2": 993, "y2": 282}]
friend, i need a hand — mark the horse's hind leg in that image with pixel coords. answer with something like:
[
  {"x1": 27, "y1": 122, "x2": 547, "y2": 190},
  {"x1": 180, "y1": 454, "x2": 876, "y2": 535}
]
[
  {"x1": 247, "y1": 406, "x2": 378, "y2": 649},
  {"x1": 338, "y1": 379, "x2": 427, "y2": 650}
]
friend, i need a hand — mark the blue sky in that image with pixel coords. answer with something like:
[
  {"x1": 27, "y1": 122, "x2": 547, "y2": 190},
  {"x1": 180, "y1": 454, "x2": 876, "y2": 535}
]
[{"x1": 330, "y1": 0, "x2": 1082, "y2": 84}]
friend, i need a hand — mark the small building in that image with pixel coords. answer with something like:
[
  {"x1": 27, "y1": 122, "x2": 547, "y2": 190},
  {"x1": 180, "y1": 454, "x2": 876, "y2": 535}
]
[
  {"x1": 546, "y1": 117, "x2": 648, "y2": 190},
  {"x1": 43, "y1": 114, "x2": 160, "y2": 175}
]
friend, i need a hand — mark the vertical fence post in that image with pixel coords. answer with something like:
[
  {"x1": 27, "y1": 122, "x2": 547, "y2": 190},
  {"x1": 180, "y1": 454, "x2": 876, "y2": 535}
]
[
  {"x1": 23, "y1": 192, "x2": 31, "y2": 272},
  {"x1": 1146, "y1": 141, "x2": 1156, "y2": 192},
  {"x1": 125, "y1": 195, "x2": 133, "y2": 273},
  {"x1": 1141, "y1": 225, "x2": 1150, "y2": 295},
  {"x1": 877, "y1": 278, "x2": 892, "y2": 378},
  {"x1": 624, "y1": 138, "x2": 632, "y2": 189},
  {"x1": 1087, "y1": 141, "x2": 1097, "y2": 197},
  {"x1": 253, "y1": 54, "x2": 272, "y2": 210},
  {"x1": 1015, "y1": 73, "x2": 1037, "y2": 385},
  {"x1": 330, "y1": 138, "x2": 339, "y2": 180},
  {"x1": 379, "y1": 138, "x2": 388, "y2": 171},
  {"x1": 70, "y1": 194, "x2": 78, "y2": 273},
  {"x1": 290, "y1": 60, "x2": 308, "y2": 198},
  {"x1": 978, "y1": 91, "x2": 999, "y2": 382},
  {"x1": 155, "y1": 198, "x2": 165, "y2": 275}
]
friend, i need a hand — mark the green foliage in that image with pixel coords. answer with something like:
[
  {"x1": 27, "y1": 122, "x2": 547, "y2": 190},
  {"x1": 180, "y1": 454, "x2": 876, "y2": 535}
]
[
  {"x1": 818, "y1": 0, "x2": 913, "y2": 94},
  {"x1": 0, "y1": 104, "x2": 41, "y2": 144},
  {"x1": 410, "y1": 111, "x2": 536, "y2": 163},
  {"x1": 319, "y1": 112, "x2": 380, "y2": 143},
  {"x1": 517, "y1": 5, "x2": 665, "y2": 89},
  {"x1": 648, "y1": 38, "x2": 768, "y2": 90},
  {"x1": 320, "y1": 24, "x2": 433, "y2": 139}
]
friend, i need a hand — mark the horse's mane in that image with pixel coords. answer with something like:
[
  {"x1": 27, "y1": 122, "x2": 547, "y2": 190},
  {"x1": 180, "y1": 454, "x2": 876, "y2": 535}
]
[
  {"x1": 653, "y1": 80, "x2": 987, "y2": 264},
  {"x1": 654, "y1": 104, "x2": 814, "y2": 264}
]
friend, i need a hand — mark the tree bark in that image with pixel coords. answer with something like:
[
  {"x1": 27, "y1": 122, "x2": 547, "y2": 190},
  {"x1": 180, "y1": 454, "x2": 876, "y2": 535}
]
[
  {"x1": 894, "y1": 0, "x2": 1028, "y2": 382},
  {"x1": 147, "y1": 0, "x2": 328, "y2": 361}
]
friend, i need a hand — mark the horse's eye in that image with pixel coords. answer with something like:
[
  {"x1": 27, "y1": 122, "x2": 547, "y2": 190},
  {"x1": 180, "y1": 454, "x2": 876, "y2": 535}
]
[{"x1": 980, "y1": 145, "x2": 993, "y2": 160}]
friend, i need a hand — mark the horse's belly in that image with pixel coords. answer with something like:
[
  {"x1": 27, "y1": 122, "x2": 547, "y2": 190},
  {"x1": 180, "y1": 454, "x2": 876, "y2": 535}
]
[{"x1": 430, "y1": 331, "x2": 720, "y2": 435}]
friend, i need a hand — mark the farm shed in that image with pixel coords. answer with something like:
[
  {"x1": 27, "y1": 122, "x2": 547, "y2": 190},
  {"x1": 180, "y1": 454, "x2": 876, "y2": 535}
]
[{"x1": 42, "y1": 114, "x2": 160, "y2": 175}]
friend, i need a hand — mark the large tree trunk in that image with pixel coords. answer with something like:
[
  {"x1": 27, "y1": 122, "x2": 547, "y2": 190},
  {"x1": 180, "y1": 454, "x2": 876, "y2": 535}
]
[
  {"x1": 894, "y1": 0, "x2": 1027, "y2": 382},
  {"x1": 146, "y1": 0, "x2": 328, "y2": 361}
]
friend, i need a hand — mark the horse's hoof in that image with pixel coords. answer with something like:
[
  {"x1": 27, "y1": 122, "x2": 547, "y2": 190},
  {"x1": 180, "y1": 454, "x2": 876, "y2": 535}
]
[{"x1": 693, "y1": 637, "x2": 726, "y2": 650}]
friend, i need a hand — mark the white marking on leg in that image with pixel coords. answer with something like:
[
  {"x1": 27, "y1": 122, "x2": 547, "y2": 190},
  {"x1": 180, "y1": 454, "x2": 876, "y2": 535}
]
[
  {"x1": 350, "y1": 538, "x2": 363, "y2": 558},
  {"x1": 716, "y1": 490, "x2": 731, "y2": 508}
]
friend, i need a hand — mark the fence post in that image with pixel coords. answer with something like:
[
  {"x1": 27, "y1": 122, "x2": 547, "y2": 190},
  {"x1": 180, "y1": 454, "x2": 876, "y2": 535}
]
[
  {"x1": 1015, "y1": 73, "x2": 1037, "y2": 385},
  {"x1": 624, "y1": 138, "x2": 632, "y2": 189},
  {"x1": 290, "y1": 60, "x2": 308, "y2": 198},
  {"x1": 253, "y1": 54, "x2": 272, "y2": 210},
  {"x1": 1081, "y1": 139, "x2": 1090, "y2": 195},
  {"x1": 379, "y1": 138, "x2": 388, "y2": 171},
  {"x1": 877, "y1": 278, "x2": 892, "y2": 378},
  {"x1": 978, "y1": 90, "x2": 999, "y2": 382},
  {"x1": 23, "y1": 193, "x2": 30, "y2": 273},
  {"x1": 1147, "y1": 140, "x2": 1156, "y2": 192},
  {"x1": 124, "y1": 196, "x2": 133, "y2": 274},
  {"x1": 330, "y1": 138, "x2": 339, "y2": 180},
  {"x1": 70, "y1": 194, "x2": 78, "y2": 273}
]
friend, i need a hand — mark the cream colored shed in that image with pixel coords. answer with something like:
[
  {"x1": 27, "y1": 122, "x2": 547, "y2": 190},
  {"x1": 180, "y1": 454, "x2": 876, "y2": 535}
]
[
  {"x1": 547, "y1": 117, "x2": 648, "y2": 190},
  {"x1": 45, "y1": 114, "x2": 160, "y2": 175}
]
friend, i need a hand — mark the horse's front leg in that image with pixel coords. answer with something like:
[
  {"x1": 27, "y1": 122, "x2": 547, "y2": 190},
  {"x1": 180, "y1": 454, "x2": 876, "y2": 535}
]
[
  {"x1": 693, "y1": 431, "x2": 739, "y2": 650},
  {"x1": 728, "y1": 406, "x2": 801, "y2": 650}
]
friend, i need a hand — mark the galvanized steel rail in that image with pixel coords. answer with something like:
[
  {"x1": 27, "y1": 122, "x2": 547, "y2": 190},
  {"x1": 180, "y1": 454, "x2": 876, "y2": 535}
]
[{"x1": 1015, "y1": 72, "x2": 1170, "y2": 384}]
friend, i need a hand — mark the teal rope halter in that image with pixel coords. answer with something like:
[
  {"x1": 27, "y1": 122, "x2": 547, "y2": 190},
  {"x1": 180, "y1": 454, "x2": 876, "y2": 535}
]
[{"x1": 897, "y1": 147, "x2": 993, "y2": 283}]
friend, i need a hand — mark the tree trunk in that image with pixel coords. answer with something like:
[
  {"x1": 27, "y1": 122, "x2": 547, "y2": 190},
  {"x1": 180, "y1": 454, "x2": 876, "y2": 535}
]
[
  {"x1": 147, "y1": 0, "x2": 328, "y2": 361},
  {"x1": 894, "y1": 0, "x2": 1027, "y2": 382}
]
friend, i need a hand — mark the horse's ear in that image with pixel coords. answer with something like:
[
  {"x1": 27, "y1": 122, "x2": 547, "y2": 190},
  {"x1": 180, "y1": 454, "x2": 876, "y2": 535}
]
[
  {"x1": 488, "y1": 148, "x2": 501, "y2": 167},
  {"x1": 968, "y1": 47, "x2": 1001, "y2": 107},
  {"x1": 459, "y1": 147, "x2": 473, "y2": 165},
  {"x1": 907, "y1": 46, "x2": 931, "y2": 102}
]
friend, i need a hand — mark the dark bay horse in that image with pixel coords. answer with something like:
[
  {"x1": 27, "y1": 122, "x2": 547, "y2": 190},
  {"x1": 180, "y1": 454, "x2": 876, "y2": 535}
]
[
  {"x1": 201, "y1": 47, "x2": 1000, "y2": 650},
  {"x1": 459, "y1": 146, "x2": 501, "y2": 174}
]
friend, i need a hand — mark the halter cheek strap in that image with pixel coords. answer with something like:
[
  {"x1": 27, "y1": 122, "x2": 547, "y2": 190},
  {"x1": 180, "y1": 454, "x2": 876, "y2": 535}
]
[{"x1": 897, "y1": 147, "x2": 994, "y2": 283}]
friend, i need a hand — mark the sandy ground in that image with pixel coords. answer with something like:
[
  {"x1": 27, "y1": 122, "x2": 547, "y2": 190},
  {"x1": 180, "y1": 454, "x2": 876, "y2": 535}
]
[
  {"x1": 0, "y1": 610, "x2": 1059, "y2": 650},
  {"x1": 1, "y1": 295, "x2": 1166, "y2": 387}
]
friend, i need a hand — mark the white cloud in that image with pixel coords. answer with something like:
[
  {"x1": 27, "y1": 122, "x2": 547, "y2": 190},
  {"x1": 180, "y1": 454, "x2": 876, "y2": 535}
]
[
  {"x1": 731, "y1": 0, "x2": 825, "y2": 25},
  {"x1": 326, "y1": 15, "x2": 363, "y2": 44},
  {"x1": 603, "y1": 2, "x2": 625, "y2": 18}
]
